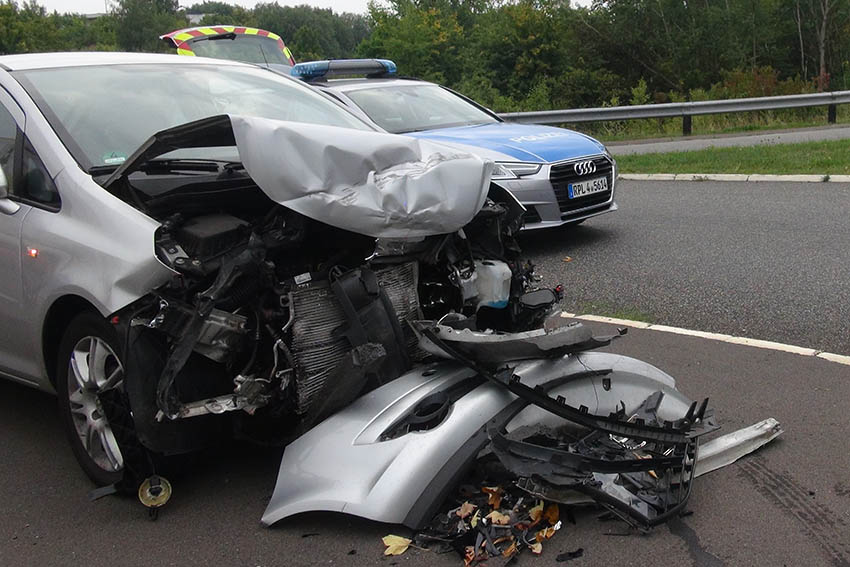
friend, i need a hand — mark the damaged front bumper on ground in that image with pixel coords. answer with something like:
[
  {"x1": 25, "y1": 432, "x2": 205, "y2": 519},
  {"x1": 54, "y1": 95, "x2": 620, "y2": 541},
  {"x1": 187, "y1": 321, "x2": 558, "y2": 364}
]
[
  {"x1": 262, "y1": 336, "x2": 781, "y2": 530},
  {"x1": 262, "y1": 323, "x2": 781, "y2": 529}
]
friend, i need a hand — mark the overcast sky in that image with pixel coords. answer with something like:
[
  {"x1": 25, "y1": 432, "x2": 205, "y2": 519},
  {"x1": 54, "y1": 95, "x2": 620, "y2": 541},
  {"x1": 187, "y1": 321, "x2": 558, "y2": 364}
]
[{"x1": 41, "y1": 0, "x2": 590, "y2": 16}]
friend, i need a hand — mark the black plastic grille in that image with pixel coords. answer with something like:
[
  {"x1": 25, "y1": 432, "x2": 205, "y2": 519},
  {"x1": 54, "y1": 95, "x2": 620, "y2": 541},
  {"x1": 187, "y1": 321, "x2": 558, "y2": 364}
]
[
  {"x1": 550, "y1": 156, "x2": 614, "y2": 216},
  {"x1": 522, "y1": 206, "x2": 542, "y2": 225}
]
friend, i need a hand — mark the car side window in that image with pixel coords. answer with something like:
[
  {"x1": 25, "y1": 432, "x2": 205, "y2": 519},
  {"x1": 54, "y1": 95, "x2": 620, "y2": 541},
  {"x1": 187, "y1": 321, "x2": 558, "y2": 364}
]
[
  {"x1": 16, "y1": 138, "x2": 60, "y2": 209},
  {"x1": 0, "y1": 103, "x2": 16, "y2": 189}
]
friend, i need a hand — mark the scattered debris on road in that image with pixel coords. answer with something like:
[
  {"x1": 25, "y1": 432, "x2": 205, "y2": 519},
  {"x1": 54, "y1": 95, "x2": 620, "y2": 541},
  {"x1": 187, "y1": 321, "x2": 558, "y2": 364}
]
[
  {"x1": 373, "y1": 401, "x2": 783, "y2": 564},
  {"x1": 408, "y1": 470, "x2": 566, "y2": 564}
]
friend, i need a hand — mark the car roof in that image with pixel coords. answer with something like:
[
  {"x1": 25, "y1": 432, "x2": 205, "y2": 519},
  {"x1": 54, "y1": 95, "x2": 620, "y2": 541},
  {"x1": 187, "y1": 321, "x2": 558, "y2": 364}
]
[
  {"x1": 161, "y1": 25, "x2": 284, "y2": 42},
  {"x1": 0, "y1": 51, "x2": 248, "y2": 71}
]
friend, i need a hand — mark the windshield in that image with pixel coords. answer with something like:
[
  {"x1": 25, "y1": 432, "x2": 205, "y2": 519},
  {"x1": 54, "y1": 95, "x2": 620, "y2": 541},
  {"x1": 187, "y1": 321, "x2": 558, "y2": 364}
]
[
  {"x1": 344, "y1": 84, "x2": 498, "y2": 134},
  {"x1": 14, "y1": 63, "x2": 370, "y2": 170},
  {"x1": 189, "y1": 35, "x2": 290, "y2": 65}
]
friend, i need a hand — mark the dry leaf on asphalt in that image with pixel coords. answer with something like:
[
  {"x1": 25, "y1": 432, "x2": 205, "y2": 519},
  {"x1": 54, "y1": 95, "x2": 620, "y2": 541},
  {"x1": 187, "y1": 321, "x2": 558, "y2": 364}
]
[
  {"x1": 382, "y1": 534, "x2": 412, "y2": 556},
  {"x1": 544, "y1": 503, "x2": 560, "y2": 524}
]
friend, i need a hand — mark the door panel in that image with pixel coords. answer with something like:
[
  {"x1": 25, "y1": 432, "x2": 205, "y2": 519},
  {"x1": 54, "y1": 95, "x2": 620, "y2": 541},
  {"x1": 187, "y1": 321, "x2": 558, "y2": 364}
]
[
  {"x1": 0, "y1": 202, "x2": 34, "y2": 382},
  {"x1": 0, "y1": 88, "x2": 34, "y2": 383}
]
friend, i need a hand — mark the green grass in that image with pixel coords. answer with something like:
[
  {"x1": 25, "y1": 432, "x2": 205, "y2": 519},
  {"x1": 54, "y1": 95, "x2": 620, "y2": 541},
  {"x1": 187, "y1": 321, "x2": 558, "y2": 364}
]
[
  {"x1": 616, "y1": 138, "x2": 850, "y2": 175},
  {"x1": 570, "y1": 105, "x2": 850, "y2": 143},
  {"x1": 590, "y1": 117, "x2": 843, "y2": 143}
]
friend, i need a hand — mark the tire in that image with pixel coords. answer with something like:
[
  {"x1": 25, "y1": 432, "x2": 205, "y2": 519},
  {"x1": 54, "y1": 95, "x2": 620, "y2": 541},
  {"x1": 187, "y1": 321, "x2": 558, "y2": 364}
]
[{"x1": 56, "y1": 312, "x2": 129, "y2": 486}]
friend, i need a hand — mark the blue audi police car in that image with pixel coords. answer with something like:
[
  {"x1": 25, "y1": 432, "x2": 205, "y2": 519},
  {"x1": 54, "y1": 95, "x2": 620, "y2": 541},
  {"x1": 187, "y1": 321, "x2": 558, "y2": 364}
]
[{"x1": 292, "y1": 59, "x2": 617, "y2": 230}]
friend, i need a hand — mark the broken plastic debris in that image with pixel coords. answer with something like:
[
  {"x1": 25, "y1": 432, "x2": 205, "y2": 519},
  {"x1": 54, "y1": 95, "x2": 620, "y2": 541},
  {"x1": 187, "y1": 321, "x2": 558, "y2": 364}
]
[
  {"x1": 556, "y1": 548, "x2": 585, "y2": 562},
  {"x1": 536, "y1": 520, "x2": 561, "y2": 542},
  {"x1": 457, "y1": 501, "x2": 477, "y2": 519},
  {"x1": 485, "y1": 510, "x2": 511, "y2": 525},
  {"x1": 694, "y1": 417, "x2": 783, "y2": 477}
]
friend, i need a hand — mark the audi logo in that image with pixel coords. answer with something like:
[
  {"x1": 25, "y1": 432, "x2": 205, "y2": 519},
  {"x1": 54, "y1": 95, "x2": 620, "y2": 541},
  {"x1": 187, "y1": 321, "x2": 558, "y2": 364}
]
[{"x1": 573, "y1": 160, "x2": 597, "y2": 176}]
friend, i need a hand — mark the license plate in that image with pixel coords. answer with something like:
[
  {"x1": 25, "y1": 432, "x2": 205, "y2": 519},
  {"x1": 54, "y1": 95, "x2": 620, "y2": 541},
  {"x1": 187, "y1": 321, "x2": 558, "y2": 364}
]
[{"x1": 568, "y1": 176, "x2": 608, "y2": 198}]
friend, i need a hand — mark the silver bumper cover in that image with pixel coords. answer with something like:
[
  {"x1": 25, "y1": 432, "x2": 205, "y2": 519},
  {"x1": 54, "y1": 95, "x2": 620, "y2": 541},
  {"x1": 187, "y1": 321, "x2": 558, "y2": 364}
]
[{"x1": 261, "y1": 351, "x2": 705, "y2": 528}]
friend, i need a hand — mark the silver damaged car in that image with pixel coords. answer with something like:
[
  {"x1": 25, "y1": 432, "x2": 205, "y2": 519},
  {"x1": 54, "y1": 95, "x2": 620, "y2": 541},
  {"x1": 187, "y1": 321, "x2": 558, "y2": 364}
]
[
  {"x1": 0, "y1": 52, "x2": 765, "y2": 529},
  {"x1": 0, "y1": 51, "x2": 558, "y2": 487}
]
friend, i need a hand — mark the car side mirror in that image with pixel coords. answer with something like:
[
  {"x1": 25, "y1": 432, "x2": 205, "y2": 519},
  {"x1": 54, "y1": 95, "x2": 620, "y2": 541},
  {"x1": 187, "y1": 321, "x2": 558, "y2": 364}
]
[{"x1": 0, "y1": 167, "x2": 19, "y2": 215}]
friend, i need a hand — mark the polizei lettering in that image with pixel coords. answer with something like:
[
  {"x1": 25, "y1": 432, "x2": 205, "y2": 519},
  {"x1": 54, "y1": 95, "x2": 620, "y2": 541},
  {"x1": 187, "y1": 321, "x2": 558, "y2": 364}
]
[{"x1": 509, "y1": 132, "x2": 569, "y2": 143}]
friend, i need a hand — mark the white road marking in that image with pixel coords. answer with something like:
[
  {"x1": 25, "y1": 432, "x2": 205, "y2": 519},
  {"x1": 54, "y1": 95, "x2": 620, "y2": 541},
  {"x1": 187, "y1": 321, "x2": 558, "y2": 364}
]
[{"x1": 560, "y1": 312, "x2": 850, "y2": 366}]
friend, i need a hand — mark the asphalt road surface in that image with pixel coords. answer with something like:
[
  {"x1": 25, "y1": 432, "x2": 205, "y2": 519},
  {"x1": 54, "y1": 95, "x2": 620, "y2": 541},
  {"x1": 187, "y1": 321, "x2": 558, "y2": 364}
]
[
  {"x1": 607, "y1": 124, "x2": 850, "y2": 155},
  {"x1": 3, "y1": 178, "x2": 850, "y2": 566},
  {"x1": 520, "y1": 179, "x2": 850, "y2": 355},
  {"x1": 3, "y1": 324, "x2": 849, "y2": 567}
]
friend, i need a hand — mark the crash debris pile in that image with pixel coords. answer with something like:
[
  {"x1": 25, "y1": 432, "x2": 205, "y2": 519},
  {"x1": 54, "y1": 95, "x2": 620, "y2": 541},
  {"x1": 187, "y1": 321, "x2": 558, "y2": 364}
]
[
  {"x1": 385, "y1": 482, "x2": 568, "y2": 564},
  {"x1": 377, "y1": 412, "x2": 785, "y2": 563},
  {"x1": 378, "y1": 389, "x2": 708, "y2": 564},
  {"x1": 488, "y1": 391, "x2": 711, "y2": 529}
]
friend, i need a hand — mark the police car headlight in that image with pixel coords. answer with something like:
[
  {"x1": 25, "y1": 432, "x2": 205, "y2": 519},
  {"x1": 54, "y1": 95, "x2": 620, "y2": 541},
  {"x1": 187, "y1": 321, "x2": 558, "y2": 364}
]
[{"x1": 491, "y1": 162, "x2": 542, "y2": 180}]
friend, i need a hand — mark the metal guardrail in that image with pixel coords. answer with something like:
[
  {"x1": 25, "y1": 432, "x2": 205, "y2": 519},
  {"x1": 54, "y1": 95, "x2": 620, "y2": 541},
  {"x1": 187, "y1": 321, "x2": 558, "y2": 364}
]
[{"x1": 498, "y1": 90, "x2": 850, "y2": 135}]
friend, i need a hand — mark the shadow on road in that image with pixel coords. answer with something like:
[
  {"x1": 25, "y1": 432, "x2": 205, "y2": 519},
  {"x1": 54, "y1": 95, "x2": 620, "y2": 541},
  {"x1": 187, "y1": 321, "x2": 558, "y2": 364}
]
[
  {"x1": 517, "y1": 223, "x2": 611, "y2": 256},
  {"x1": 0, "y1": 377, "x2": 282, "y2": 515}
]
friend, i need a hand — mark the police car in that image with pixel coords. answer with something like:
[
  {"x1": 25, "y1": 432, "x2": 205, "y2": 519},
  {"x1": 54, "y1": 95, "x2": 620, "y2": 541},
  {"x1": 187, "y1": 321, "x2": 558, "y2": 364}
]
[{"x1": 291, "y1": 59, "x2": 617, "y2": 229}]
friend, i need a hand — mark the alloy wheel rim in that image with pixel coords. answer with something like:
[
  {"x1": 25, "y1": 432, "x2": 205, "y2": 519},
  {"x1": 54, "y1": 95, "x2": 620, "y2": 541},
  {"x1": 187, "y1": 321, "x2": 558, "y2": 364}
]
[{"x1": 67, "y1": 336, "x2": 125, "y2": 473}]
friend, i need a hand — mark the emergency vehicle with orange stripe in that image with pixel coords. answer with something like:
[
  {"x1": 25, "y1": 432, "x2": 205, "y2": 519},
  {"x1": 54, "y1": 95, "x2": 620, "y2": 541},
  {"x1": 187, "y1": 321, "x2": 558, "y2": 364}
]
[{"x1": 160, "y1": 26, "x2": 295, "y2": 68}]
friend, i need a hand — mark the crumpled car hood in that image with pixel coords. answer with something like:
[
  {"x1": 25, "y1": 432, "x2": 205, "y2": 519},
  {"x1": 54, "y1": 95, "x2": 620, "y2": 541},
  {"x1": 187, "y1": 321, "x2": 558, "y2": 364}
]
[{"x1": 105, "y1": 114, "x2": 493, "y2": 239}]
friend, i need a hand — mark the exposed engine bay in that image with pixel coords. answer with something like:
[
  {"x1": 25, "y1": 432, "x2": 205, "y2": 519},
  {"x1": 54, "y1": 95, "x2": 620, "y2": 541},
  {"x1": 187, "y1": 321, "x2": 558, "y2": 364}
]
[
  {"x1": 103, "y1": 115, "x2": 562, "y2": 457},
  {"x1": 116, "y1": 183, "x2": 561, "y2": 450}
]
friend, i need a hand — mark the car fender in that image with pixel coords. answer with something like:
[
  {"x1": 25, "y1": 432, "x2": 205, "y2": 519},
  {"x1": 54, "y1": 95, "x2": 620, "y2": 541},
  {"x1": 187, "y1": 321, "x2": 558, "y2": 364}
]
[{"x1": 19, "y1": 167, "x2": 173, "y2": 384}]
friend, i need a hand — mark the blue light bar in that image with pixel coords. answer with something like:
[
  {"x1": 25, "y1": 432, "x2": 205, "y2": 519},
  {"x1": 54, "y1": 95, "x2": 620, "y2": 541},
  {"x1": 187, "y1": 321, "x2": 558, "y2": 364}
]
[
  {"x1": 291, "y1": 59, "x2": 397, "y2": 80},
  {"x1": 290, "y1": 60, "x2": 330, "y2": 79}
]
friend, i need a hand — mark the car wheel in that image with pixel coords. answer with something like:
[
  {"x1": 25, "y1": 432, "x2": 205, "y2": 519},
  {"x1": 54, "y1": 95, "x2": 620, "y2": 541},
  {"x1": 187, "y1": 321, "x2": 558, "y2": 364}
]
[{"x1": 57, "y1": 312, "x2": 128, "y2": 486}]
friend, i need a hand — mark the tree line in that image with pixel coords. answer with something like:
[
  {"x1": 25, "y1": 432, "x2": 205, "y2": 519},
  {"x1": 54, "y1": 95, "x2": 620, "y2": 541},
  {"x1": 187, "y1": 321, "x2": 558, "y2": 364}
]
[{"x1": 1, "y1": 0, "x2": 849, "y2": 114}]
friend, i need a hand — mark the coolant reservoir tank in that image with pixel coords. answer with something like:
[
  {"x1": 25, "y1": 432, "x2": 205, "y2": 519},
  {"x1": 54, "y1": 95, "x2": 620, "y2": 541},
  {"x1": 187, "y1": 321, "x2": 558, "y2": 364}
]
[{"x1": 474, "y1": 260, "x2": 512, "y2": 309}]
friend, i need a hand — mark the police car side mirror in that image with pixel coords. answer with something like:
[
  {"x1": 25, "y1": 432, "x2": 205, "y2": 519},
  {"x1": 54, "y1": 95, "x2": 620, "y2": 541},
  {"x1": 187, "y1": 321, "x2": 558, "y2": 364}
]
[{"x1": 0, "y1": 167, "x2": 20, "y2": 215}]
